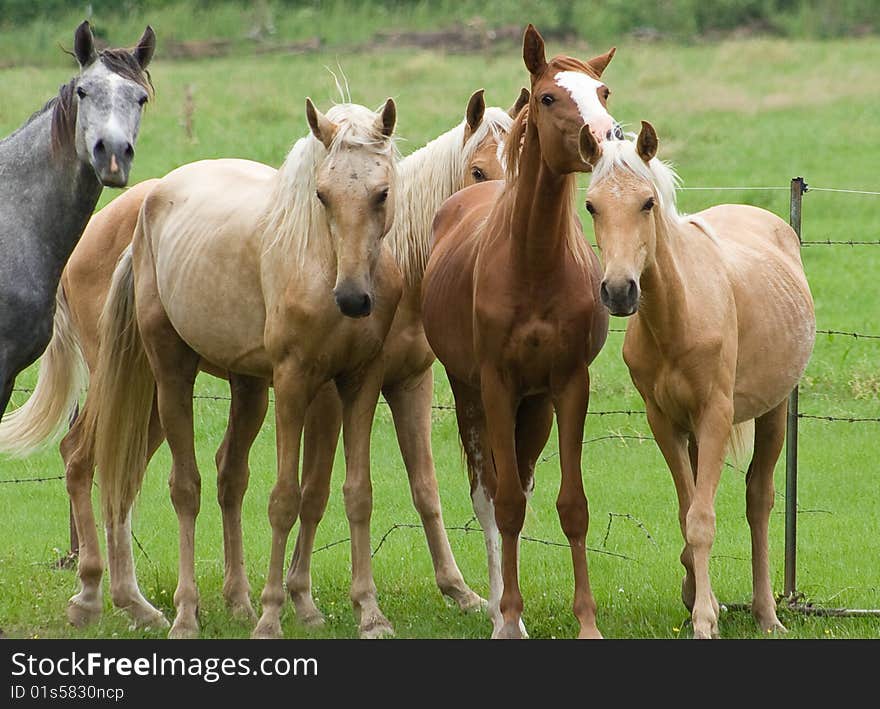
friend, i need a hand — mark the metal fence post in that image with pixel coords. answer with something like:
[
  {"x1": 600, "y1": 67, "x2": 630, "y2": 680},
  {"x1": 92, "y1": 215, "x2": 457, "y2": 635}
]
[{"x1": 784, "y1": 176, "x2": 807, "y2": 599}]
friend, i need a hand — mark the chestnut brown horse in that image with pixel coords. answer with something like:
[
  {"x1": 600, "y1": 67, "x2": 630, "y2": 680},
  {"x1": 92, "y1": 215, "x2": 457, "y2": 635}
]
[
  {"x1": 581, "y1": 122, "x2": 815, "y2": 638},
  {"x1": 422, "y1": 24, "x2": 618, "y2": 638}
]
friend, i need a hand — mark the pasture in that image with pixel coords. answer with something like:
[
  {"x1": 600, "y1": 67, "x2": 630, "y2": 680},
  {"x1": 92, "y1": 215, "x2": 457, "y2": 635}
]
[{"x1": 0, "y1": 32, "x2": 878, "y2": 639}]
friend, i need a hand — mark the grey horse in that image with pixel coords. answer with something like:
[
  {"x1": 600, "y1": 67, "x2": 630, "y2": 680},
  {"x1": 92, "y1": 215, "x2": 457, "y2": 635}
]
[{"x1": 0, "y1": 20, "x2": 155, "y2": 419}]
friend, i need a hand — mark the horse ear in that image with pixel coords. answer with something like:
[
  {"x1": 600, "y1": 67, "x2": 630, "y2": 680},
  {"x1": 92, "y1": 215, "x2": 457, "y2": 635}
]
[
  {"x1": 637, "y1": 120, "x2": 659, "y2": 163},
  {"x1": 376, "y1": 98, "x2": 396, "y2": 138},
  {"x1": 522, "y1": 24, "x2": 547, "y2": 75},
  {"x1": 465, "y1": 89, "x2": 485, "y2": 132},
  {"x1": 578, "y1": 124, "x2": 602, "y2": 168},
  {"x1": 133, "y1": 26, "x2": 156, "y2": 70},
  {"x1": 305, "y1": 98, "x2": 338, "y2": 149},
  {"x1": 586, "y1": 46, "x2": 616, "y2": 77},
  {"x1": 508, "y1": 87, "x2": 529, "y2": 118},
  {"x1": 74, "y1": 20, "x2": 97, "y2": 68}
]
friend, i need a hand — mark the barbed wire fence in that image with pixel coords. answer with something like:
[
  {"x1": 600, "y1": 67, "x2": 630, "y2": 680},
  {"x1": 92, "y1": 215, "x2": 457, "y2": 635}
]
[{"x1": 3, "y1": 178, "x2": 879, "y2": 619}]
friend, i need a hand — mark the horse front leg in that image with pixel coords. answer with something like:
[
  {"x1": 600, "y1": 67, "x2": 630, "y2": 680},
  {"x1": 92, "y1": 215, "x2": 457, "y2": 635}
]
[
  {"x1": 552, "y1": 368, "x2": 601, "y2": 638},
  {"x1": 384, "y1": 367, "x2": 482, "y2": 612},
  {"x1": 644, "y1": 402, "x2": 697, "y2": 614},
  {"x1": 338, "y1": 357, "x2": 393, "y2": 638},
  {"x1": 252, "y1": 360, "x2": 310, "y2": 639},
  {"x1": 480, "y1": 365, "x2": 525, "y2": 639},
  {"x1": 286, "y1": 381, "x2": 341, "y2": 629},
  {"x1": 215, "y1": 373, "x2": 269, "y2": 624},
  {"x1": 689, "y1": 400, "x2": 734, "y2": 639}
]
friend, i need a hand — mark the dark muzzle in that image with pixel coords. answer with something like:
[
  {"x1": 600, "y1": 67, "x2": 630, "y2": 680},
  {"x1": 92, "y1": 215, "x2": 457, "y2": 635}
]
[
  {"x1": 334, "y1": 282, "x2": 373, "y2": 319},
  {"x1": 600, "y1": 277, "x2": 640, "y2": 317},
  {"x1": 93, "y1": 138, "x2": 134, "y2": 187}
]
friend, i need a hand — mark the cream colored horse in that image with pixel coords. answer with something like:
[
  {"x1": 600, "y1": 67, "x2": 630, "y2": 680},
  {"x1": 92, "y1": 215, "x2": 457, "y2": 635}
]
[
  {"x1": 82, "y1": 100, "x2": 403, "y2": 639},
  {"x1": 581, "y1": 122, "x2": 815, "y2": 638}
]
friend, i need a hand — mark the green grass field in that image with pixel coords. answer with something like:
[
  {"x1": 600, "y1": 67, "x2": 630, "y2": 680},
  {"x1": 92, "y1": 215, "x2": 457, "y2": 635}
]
[{"x1": 1, "y1": 29, "x2": 878, "y2": 639}]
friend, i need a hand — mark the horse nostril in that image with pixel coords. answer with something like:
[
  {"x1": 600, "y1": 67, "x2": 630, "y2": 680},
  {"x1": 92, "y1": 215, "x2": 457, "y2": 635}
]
[
  {"x1": 93, "y1": 139, "x2": 106, "y2": 156},
  {"x1": 360, "y1": 293, "x2": 373, "y2": 315},
  {"x1": 600, "y1": 281, "x2": 610, "y2": 303},
  {"x1": 627, "y1": 278, "x2": 638, "y2": 302},
  {"x1": 124, "y1": 143, "x2": 134, "y2": 160}
]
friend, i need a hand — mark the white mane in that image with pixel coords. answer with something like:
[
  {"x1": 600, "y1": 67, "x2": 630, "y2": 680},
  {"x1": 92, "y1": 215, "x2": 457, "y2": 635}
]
[
  {"x1": 590, "y1": 137, "x2": 683, "y2": 227},
  {"x1": 261, "y1": 103, "x2": 398, "y2": 267},
  {"x1": 389, "y1": 106, "x2": 513, "y2": 285}
]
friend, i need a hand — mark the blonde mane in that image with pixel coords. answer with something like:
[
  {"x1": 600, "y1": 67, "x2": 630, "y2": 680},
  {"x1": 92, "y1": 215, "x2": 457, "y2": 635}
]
[
  {"x1": 261, "y1": 103, "x2": 398, "y2": 267},
  {"x1": 389, "y1": 106, "x2": 513, "y2": 285},
  {"x1": 590, "y1": 137, "x2": 685, "y2": 229}
]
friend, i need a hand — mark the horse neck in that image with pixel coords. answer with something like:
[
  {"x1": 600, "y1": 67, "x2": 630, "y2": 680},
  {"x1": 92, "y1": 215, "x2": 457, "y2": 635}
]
[
  {"x1": 0, "y1": 110, "x2": 102, "y2": 288},
  {"x1": 636, "y1": 211, "x2": 690, "y2": 346},
  {"x1": 390, "y1": 124, "x2": 467, "y2": 290},
  {"x1": 506, "y1": 120, "x2": 578, "y2": 277}
]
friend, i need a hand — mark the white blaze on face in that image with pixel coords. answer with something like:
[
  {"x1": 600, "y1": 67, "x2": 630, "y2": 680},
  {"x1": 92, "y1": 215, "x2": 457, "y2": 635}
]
[{"x1": 554, "y1": 71, "x2": 615, "y2": 142}]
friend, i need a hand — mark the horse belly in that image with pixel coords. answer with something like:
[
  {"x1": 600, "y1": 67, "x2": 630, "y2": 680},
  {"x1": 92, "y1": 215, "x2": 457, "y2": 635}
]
[
  {"x1": 732, "y1": 265, "x2": 815, "y2": 421},
  {"x1": 152, "y1": 219, "x2": 269, "y2": 377}
]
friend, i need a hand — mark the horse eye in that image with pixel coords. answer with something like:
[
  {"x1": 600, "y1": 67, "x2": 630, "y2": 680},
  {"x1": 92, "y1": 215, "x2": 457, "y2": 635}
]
[
  {"x1": 540, "y1": 94, "x2": 554, "y2": 106},
  {"x1": 137, "y1": 95, "x2": 148, "y2": 106},
  {"x1": 585, "y1": 202, "x2": 596, "y2": 215},
  {"x1": 471, "y1": 167, "x2": 485, "y2": 182},
  {"x1": 642, "y1": 197, "x2": 655, "y2": 212},
  {"x1": 602, "y1": 87, "x2": 611, "y2": 101},
  {"x1": 315, "y1": 190, "x2": 327, "y2": 205},
  {"x1": 76, "y1": 87, "x2": 87, "y2": 99},
  {"x1": 376, "y1": 188, "x2": 389, "y2": 205}
]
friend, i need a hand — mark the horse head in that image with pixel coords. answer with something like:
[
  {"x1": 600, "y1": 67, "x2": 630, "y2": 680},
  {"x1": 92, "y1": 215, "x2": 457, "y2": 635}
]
[
  {"x1": 71, "y1": 21, "x2": 155, "y2": 187},
  {"x1": 521, "y1": 23, "x2": 620, "y2": 175},
  {"x1": 306, "y1": 98, "x2": 397, "y2": 319}
]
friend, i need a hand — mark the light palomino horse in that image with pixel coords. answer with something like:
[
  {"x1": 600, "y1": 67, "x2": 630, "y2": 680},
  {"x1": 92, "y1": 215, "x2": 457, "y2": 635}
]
[
  {"x1": 0, "y1": 91, "x2": 522, "y2": 633},
  {"x1": 286, "y1": 88, "x2": 528, "y2": 625},
  {"x1": 0, "y1": 20, "x2": 154, "y2": 424},
  {"x1": 580, "y1": 121, "x2": 815, "y2": 638},
  {"x1": 421, "y1": 24, "x2": 618, "y2": 638},
  {"x1": 81, "y1": 99, "x2": 403, "y2": 639}
]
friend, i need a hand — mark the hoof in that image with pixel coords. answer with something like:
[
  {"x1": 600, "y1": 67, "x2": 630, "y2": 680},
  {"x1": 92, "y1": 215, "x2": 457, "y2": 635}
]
[
  {"x1": 492, "y1": 621, "x2": 525, "y2": 639},
  {"x1": 577, "y1": 627, "x2": 603, "y2": 639},
  {"x1": 168, "y1": 621, "x2": 199, "y2": 639},
  {"x1": 252, "y1": 618, "x2": 283, "y2": 639},
  {"x1": 454, "y1": 590, "x2": 485, "y2": 614},
  {"x1": 127, "y1": 607, "x2": 170, "y2": 631},
  {"x1": 228, "y1": 601, "x2": 258, "y2": 625},
  {"x1": 359, "y1": 614, "x2": 394, "y2": 639},
  {"x1": 67, "y1": 598, "x2": 102, "y2": 628},
  {"x1": 298, "y1": 610, "x2": 326, "y2": 630}
]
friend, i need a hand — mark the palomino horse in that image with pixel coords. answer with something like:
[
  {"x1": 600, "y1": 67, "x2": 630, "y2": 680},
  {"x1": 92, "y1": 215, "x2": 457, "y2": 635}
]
[
  {"x1": 421, "y1": 24, "x2": 618, "y2": 638},
  {"x1": 81, "y1": 100, "x2": 403, "y2": 639},
  {"x1": 286, "y1": 88, "x2": 528, "y2": 625},
  {"x1": 580, "y1": 122, "x2": 815, "y2": 638},
  {"x1": 0, "y1": 20, "x2": 154, "y2": 425},
  {"x1": 1, "y1": 91, "x2": 522, "y2": 633}
]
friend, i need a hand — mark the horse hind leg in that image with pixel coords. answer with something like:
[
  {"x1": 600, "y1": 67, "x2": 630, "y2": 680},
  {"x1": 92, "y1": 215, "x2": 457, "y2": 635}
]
[
  {"x1": 62, "y1": 413, "x2": 105, "y2": 627},
  {"x1": 448, "y1": 376, "x2": 502, "y2": 630},
  {"x1": 746, "y1": 402, "x2": 788, "y2": 634},
  {"x1": 286, "y1": 381, "x2": 340, "y2": 629},
  {"x1": 216, "y1": 373, "x2": 269, "y2": 624},
  {"x1": 384, "y1": 369, "x2": 482, "y2": 613},
  {"x1": 104, "y1": 399, "x2": 169, "y2": 629}
]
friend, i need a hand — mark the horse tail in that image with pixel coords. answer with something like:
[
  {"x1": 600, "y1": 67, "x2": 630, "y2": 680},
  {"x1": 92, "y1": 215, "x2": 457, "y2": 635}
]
[
  {"x1": 0, "y1": 287, "x2": 87, "y2": 456},
  {"x1": 81, "y1": 246, "x2": 154, "y2": 524},
  {"x1": 727, "y1": 419, "x2": 755, "y2": 468}
]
